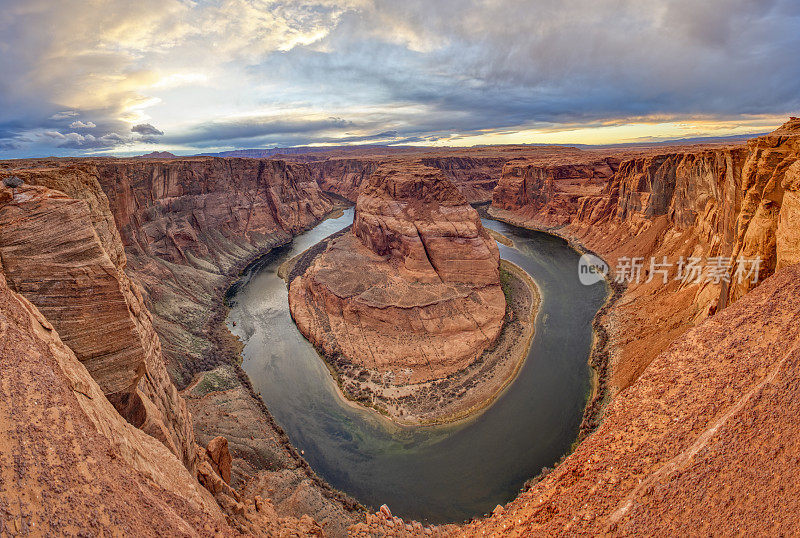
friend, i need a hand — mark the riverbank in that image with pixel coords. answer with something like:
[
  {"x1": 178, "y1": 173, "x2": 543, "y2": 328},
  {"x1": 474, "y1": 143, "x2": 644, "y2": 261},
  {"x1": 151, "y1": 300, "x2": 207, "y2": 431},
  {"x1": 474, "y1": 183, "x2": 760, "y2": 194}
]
[
  {"x1": 182, "y1": 201, "x2": 366, "y2": 534},
  {"x1": 486, "y1": 227, "x2": 514, "y2": 247},
  {"x1": 486, "y1": 206, "x2": 624, "y2": 443}
]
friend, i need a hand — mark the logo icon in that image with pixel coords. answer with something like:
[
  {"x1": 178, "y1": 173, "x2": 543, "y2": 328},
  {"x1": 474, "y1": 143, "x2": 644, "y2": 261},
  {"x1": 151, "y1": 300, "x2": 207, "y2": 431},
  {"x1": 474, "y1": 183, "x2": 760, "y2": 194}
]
[{"x1": 578, "y1": 254, "x2": 608, "y2": 286}]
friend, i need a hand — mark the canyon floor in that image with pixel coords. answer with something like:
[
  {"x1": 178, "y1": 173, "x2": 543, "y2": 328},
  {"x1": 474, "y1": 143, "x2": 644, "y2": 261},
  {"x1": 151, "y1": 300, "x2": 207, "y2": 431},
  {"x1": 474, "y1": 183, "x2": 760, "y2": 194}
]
[{"x1": 2, "y1": 120, "x2": 800, "y2": 536}]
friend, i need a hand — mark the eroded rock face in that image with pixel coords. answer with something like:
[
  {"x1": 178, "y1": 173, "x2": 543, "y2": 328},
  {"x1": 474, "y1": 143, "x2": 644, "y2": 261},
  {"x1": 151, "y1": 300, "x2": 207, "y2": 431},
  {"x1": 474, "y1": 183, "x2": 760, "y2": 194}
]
[
  {"x1": 729, "y1": 119, "x2": 800, "y2": 301},
  {"x1": 309, "y1": 155, "x2": 505, "y2": 204},
  {"x1": 0, "y1": 185, "x2": 146, "y2": 396},
  {"x1": 0, "y1": 173, "x2": 198, "y2": 471},
  {"x1": 290, "y1": 163, "x2": 505, "y2": 387},
  {"x1": 489, "y1": 120, "x2": 800, "y2": 394},
  {"x1": 93, "y1": 158, "x2": 333, "y2": 386},
  {"x1": 0, "y1": 159, "x2": 356, "y2": 532},
  {"x1": 0, "y1": 273, "x2": 230, "y2": 535},
  {"x1": 492, "y1": 156, "x2": 619, "y2": 226}
]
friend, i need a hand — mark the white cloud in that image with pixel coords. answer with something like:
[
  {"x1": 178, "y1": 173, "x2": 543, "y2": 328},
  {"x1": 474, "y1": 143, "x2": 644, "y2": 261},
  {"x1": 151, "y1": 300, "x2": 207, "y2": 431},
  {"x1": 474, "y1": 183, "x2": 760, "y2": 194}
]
[
  {"x1": 69, "y1": 120, "x2": 96, "y2": 129},
  {"x1": 49, "y1": 111, "x2": 79, "y2": 120}
]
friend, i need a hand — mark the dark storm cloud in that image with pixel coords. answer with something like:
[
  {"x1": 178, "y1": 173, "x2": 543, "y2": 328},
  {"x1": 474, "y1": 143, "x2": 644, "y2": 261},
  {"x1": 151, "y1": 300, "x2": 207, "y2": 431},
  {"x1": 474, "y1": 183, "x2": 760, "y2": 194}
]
[
  {"x1": 167, "y1": 116, "x2": 355, "y2": 146},
  {"x1": 258, "y1": 0, "x2": 800, "y2": 137},
  {"x1": 132, "y1": 123, "x2": 165, "y2": 136}
]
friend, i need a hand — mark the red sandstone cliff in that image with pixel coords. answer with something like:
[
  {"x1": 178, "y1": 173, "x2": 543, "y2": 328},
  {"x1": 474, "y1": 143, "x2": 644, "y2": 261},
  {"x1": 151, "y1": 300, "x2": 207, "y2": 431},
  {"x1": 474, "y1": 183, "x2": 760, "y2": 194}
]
[
  {"x1": 0, "y1": 159, "x2": 347, "y2": 533},
  {"x1": 80, "y1": 158, "x2": 361, "y2": 531},
  {"x1": 490, "y1": 119, "x2": 800, "y2": 392},
  {"x1": 0, "y1": 272, "x2": 232, "y2": 535},
  {"x1": 307, "y1": 155, "x2": 504, "y2": 204},
  {"x1": 0, "y1": 174, "x2": 198, "y2": 470},
  {"x1": 492, "y1": 155, "x2": 619, "y2": 226},
  {"x1": 91, "y1": 157, "x2": 333, "y2": 385},
  {"x1": 289, "y1": 163, "x2": 505, "y2": 399},
  {"x1": 0, "y1": 271, "x2": 326, "y2": 536}
]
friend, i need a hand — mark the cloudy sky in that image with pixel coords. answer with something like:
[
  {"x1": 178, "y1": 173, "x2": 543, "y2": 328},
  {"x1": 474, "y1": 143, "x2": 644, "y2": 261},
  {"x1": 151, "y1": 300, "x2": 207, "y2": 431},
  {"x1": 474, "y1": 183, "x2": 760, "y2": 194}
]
[{"x1": 1, "y1": 0, "x2": 798, "y2": 157}]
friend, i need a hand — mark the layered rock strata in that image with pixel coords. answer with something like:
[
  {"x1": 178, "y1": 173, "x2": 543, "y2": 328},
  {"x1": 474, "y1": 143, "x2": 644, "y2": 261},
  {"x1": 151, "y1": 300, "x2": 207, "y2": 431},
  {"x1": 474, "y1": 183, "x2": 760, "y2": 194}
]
[
  {"x1": 184, "y1": 364, "x2": 362, "y2": 536},
  {"x1": 0, "y1": 177, "x2": 197, "y2": 470},
  {"x1": 80, "y1": 158, "x2": 364, "y2": 529},
  {"x1": 0, "y1": 271, "x2": 231, "y2": 535},
  {"x1": 0, "y1": 271, "x2": 326, "y2": 536},
  {"x1": 490, "y1": 119, "x2": 800, "y2": 394},
  {"x1": 289, "y1": 163, "x2": 506, "y2": 417},
  {"x1": 0, "y1": 160, "x2": 348, "y2": 533},
  {"x1": 93, "y1": 158, "x2": 334, "y2": 386}
]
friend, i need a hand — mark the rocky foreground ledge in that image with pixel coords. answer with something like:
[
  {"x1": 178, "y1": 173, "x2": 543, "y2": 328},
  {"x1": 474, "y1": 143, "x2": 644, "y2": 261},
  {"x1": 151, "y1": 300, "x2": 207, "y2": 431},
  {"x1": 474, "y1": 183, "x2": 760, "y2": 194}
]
[{"x1": 289, "y1": 162, "x2": 540, "y2": 423}]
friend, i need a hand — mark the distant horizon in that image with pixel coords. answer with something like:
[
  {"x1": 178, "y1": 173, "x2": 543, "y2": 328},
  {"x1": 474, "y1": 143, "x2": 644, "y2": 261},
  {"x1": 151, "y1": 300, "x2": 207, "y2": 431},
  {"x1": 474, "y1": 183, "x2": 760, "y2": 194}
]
[
  {"x1": 4, "y1": 129, "x2": 779, "y2": 161},
  {"x1": 1, "y1": 1, "x2": 798, "y2": 159}
]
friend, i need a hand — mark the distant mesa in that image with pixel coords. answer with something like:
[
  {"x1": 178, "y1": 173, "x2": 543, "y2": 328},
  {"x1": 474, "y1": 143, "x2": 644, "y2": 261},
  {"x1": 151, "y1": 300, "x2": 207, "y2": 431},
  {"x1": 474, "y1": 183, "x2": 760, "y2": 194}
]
[{"x1": 135, "y1": 151, "x2": 178, "y2": 159}]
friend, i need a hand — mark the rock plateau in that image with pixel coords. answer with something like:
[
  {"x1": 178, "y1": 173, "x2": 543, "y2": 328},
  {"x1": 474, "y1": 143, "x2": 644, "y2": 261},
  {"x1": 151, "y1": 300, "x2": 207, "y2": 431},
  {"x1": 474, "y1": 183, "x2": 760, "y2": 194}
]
[{"x1": 289, "y1": 163, "x2": 506, "y2": 417}]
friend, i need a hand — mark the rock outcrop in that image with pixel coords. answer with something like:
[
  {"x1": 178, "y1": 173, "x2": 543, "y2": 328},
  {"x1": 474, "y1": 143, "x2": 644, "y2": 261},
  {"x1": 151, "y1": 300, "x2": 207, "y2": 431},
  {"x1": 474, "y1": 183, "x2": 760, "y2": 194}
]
[
  {"x1": 289, "y1": 163, "x2": 505, "y2": 398},
  {"x1": 0, "y1": 176, "x2": 197, "y2": 471},
  {"x1": 492, "y1": 156, "x2": 619, "y2": 226},
  {"x1": 0, "y1": 271, "x2": 231, "y2": 535},
  {"x1": 183, "y1": 364, "x2": 362, "y2": 536}
]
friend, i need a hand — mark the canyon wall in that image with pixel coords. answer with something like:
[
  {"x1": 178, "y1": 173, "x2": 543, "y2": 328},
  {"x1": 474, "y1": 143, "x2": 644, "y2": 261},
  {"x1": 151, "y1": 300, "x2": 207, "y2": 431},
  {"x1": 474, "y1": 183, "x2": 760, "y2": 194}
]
[
  {"x1": 490, "y1": 119, "x2": 800, "y2": 392},
  {"x1": 308, "y1": 155, "x2": 504, "y2": 203},
  {"x1": 492, "y1": 156, "x2": 620, "y2": 226},
  {"x1": 93, "y1": 158, "x2": 333, "y2": 386},
  {"x1": 310, "y1": 158, "x2": 381, "y2": 202},
  {"x1": 0, "y1": 159, "x2": 355, "y2": 533},
  {"x1": 0, "y1": 271, "x2": 326, "y2": 536},
  {"x1": 0, "y1": 272, "x2": 232, "y2": 535},
  {"x1": 418, "y1": 156, "x2": 505, "y2": 203},
  {"x1": 86, "y1": 158, "x2": 364, "y2": 532},
  {"x1": 0, "y1": 173, "x2": 198, "y2": 471}
]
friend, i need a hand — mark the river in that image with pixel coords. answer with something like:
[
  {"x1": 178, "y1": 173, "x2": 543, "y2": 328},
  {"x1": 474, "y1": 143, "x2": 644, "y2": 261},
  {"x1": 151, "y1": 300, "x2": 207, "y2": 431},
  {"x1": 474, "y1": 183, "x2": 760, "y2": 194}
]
[{"x1": 226, "y1": 208, "x2": 608, "y2": 524}]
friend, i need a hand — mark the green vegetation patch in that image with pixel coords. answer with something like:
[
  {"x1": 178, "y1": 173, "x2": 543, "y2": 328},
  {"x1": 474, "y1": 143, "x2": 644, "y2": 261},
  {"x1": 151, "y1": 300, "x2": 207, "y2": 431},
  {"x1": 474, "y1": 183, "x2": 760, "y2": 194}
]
[
  {"x1": 499, "y1": 266, "x2": 514, "y2": 305},
  {"x1": 190, "y1": 365, "x2": 239, "y2": 396}
]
